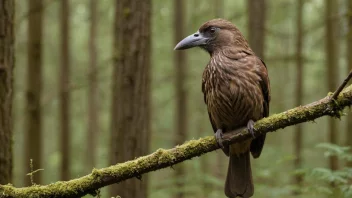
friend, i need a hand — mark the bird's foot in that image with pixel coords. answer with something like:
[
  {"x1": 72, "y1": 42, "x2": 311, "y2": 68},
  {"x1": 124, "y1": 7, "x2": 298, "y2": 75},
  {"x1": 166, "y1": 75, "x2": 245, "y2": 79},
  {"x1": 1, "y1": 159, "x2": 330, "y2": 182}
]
[
  {"x1": 247, "y1": 119, "x2": 255, "y2": 138},
  {"x1": 215, "y1": 129, "x2": 224, "y2": 148},
  {"x1": 215, "y1": 129, "x2": 229, "y2": 156}
]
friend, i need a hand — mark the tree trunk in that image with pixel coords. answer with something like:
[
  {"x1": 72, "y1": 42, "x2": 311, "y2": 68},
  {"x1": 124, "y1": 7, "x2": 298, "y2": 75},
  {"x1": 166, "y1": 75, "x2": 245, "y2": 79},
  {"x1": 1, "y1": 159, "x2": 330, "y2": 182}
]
[
  {"x1": 60, "y1": 0, "x2": 71, "y2": 181},
  {"x1": 214, "y1": 0, "x2": 224, "y2": 18},
  {"x1": 0, "y1": 0, "x2": 14, "y2": 185},
  {"x1": 346, "y1": 0, "x2": 352, "y2": 168},
  {"x1": 325, "y1": 0, "x2": 339, "y2": 171},
  {"x1": 24, "y1": 0, "x2": 43, "y2": 186},
  {"x1": 293, "y1": 0, "x2": 304, "y2": 191},
  {"x1": 173, "y1": 0, "x2": 187, "y2": 198},
  {"x1": 109, "y1": 0, "x2": 151, "y2": 197},
  {"x1": 247, "y1": 0, "x2": 266, "y2": 59},
  {"x1": 197, "y1": 104, "x2": 211, "y2": 197},
  {"x1": 87, "y1": 0, "x2": 99, "y2": 170},
  {"x1": 213, "y1": 0, "x2": 226, "y2": 187}
]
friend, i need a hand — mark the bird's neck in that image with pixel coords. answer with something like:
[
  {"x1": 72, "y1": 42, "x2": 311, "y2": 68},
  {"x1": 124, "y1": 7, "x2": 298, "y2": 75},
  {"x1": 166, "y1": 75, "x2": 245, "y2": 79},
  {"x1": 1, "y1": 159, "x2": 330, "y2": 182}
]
[{"x1": 210, "y1": 47, "x2": 253, "y2": 60}]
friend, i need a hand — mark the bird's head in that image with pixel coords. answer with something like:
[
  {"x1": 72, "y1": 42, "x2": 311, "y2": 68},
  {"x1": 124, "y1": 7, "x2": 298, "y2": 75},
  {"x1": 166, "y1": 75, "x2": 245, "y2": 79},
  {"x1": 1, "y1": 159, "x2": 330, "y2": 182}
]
[{"x1": 174, "y1": 18, "x2": 250, "y2": 55}]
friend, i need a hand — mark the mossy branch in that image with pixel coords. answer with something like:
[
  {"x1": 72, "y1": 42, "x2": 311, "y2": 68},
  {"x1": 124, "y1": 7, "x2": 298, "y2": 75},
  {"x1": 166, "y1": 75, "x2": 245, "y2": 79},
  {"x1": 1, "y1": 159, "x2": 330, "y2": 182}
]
[{"x1": 1, "y1": 85, "x2": 352, "y2": 198}]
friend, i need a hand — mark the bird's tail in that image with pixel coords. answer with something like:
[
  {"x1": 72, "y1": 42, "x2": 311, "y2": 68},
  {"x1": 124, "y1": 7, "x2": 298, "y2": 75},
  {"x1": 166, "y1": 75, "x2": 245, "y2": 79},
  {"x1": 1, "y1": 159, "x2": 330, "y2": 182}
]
[{"x1": 225, "y1": 151, "x2": 254, "y2": 198}]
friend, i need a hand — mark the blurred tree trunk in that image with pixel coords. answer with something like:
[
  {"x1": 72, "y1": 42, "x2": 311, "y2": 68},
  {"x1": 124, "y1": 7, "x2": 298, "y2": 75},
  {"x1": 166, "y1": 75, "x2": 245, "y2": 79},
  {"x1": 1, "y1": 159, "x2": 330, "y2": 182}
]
[
  {"x1": 24, "y1": 0, "x2": 43, "y2": 186},
  {"x1": 87, "y1": 0, "x2": 98, "y2": 170},
  {"x1": 214, "y1": 0, "x2": 224, "y2": 18},
  {"x1": 197, "y1": 106, "x2": 211, "y2": 197},
  {"x1": 293, "y1": 0, "x2": 304, "y2": 191},
  {"x1": 213, "y1": 0, "x2": 226, "y2": 188},
  {"x1": 60, "y1": 0, "x2": 71, "y2": 181},
  {"x1": 346, "y1": 0, "x2": 352, "y2": 167},
  {"x1": 0, "y1": 0, "x2": 14, "y2": 185},
  {"x1": 109, "y1": 0, "x2": 151, "y2": 197},
  {"x1": 247, "y1": 0, "x2": 266, "y2": 58},
  {"x1": 173, "y1": 0, "x2": 187, "y2": 198},
  {"x1": 325, "y1": 0, "x2": 339, "y2": 171}
]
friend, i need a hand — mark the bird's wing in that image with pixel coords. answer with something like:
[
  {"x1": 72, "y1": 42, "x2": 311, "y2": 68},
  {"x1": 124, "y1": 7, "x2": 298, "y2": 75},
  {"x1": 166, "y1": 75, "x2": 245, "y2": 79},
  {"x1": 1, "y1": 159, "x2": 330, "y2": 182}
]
[
  {"x1": 222, "y1": 48, "x2": 270, "y2": 117},
  {"x1": 250, "y1": 57, "x2": 270, "y2": 158},
  {"x1": 258, "y1": 57, "x2": 270, "y2": 117},
  {"x1": 208, "y1": 112, "x2": 217, "y2": 132},
  {"x1": 202, "y1": 69, "x2": 217, "y2": 132}
]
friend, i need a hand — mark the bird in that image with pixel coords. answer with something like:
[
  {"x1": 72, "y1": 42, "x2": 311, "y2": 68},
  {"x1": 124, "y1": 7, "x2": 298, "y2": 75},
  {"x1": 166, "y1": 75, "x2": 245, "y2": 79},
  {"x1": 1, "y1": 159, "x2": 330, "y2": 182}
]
[{"x1": 174, "y1": 18, "x2": 270, "y2": 198}]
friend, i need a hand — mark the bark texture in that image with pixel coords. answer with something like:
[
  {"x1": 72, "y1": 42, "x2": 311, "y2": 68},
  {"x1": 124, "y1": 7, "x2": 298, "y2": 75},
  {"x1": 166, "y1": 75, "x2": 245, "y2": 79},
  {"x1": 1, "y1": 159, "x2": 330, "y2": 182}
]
[
  {"x1": 87, "y1": 0, "x2": 99, "y2": 170},
  {"x1": 24, "y1": 0, "x2": 43, "y2": 186},
  {"x1": 325, "y1": 0, "x2": 339, "y2": 171},
  {"x1": 247, "y1": 0, "x2": 266, "y2": 58},
  {"x1": 346, "y1": 0, "x2": 352, "y2": 167},
  {"x1": 213, "y1": 0, "x2": 226, "y2": 185},
  {"x1": 0, "y1": 0, "x2": 14, "y2": 185},
  {"x1": 173, "y1": 0, "x2": 187, "y2": 197},
  {"x1": 60, "y1": 0, "x2": 71, "y2": 181},
  {"x1": 109, "y1": 0, "x2": 151, "y2": 197},
  {"x1": 294, "y1": 0, "x2": 304, "y2": 189}
]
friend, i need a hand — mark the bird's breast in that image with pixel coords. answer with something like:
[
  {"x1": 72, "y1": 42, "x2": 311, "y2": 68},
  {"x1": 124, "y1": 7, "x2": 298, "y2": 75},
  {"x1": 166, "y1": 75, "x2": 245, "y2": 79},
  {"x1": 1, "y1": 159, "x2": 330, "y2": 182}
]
[{"x1": 203, "y1": 65, "x2": 264, "y2": 131}]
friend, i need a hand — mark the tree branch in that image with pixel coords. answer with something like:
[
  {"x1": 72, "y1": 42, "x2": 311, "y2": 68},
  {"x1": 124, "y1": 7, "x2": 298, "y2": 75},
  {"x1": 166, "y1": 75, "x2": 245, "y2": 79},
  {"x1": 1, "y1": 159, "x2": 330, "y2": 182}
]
[
  {"x1": 332, "y1": 69, "x2": 352, "y2": 99},
  {"x1": 1, "y1": 85, "x2": 352, "y2": 198}
]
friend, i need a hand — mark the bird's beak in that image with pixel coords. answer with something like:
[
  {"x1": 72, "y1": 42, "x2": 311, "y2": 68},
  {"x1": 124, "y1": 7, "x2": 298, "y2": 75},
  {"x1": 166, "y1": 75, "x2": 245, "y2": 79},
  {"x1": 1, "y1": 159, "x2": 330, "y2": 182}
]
[{"x1": 174, "y1": 31, "x2": 208, "y2": 50}]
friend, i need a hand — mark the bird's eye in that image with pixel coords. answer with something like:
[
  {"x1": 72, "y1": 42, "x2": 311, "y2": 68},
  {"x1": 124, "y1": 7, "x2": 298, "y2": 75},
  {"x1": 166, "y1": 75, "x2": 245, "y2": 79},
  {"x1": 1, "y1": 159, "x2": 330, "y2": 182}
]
[{"x1": 209, "y1": 27, "x2": 217, "y2": 34}]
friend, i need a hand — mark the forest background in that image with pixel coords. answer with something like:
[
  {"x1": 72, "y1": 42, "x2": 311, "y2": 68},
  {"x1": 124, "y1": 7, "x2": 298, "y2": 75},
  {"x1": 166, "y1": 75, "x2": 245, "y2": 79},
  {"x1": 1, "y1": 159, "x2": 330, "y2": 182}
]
[{"x1": 0, "y1": 0, "x2": 351, "y2": 197}]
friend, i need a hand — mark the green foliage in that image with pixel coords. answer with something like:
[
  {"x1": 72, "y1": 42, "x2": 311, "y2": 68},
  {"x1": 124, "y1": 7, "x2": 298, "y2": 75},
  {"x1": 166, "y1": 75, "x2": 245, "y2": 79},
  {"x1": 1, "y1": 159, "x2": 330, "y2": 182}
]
[
  {"x1": 296, "y1": 143, "x2": 352, "y2": 197},
  {"x1": 316, "y1": 143, "x2": 352, "y2": 161}
]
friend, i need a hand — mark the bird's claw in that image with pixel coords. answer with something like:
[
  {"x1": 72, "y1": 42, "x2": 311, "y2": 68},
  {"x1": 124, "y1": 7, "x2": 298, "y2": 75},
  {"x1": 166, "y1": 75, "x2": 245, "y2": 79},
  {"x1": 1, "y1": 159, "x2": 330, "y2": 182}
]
[
  {"x1": 215, "y1": 129, "x2": 229, "y2": 156},
  {"x1": 215, "y1": 129, "x2": 225, "y2": 148},
  {"x1": 247, "y1": 119, "x2": 255, "y2": 138}
]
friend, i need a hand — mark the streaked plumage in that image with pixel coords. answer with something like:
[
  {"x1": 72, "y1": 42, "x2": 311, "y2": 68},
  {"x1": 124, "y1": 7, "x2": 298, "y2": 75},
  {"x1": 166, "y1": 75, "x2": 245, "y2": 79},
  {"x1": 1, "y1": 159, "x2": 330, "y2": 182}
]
[{"x1": 175, "y1": 19, "x2": 270, "y2": 198}]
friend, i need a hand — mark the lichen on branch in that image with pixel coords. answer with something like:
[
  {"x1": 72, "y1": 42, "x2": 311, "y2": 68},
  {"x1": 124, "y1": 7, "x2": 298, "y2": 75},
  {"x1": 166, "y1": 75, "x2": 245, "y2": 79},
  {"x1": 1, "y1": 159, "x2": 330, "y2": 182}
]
[{"x1": 1, "y1": 85, "x2": 352, "y2": 198}]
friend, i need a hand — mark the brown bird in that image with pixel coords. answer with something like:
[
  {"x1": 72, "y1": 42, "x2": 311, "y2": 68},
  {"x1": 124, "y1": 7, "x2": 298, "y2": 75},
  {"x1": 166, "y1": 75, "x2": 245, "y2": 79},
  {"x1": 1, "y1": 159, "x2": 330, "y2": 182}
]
[{"x1": 174, "y1": 19, "x2": 270, "y2": 198}]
